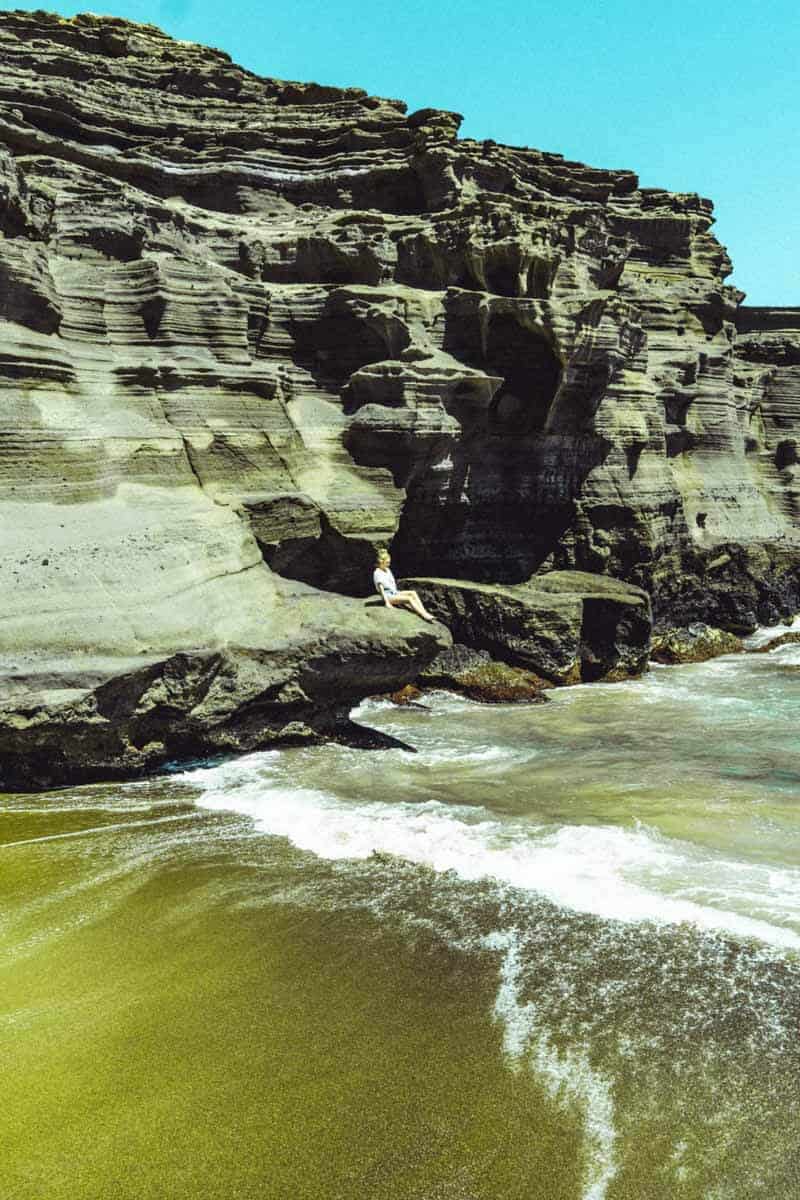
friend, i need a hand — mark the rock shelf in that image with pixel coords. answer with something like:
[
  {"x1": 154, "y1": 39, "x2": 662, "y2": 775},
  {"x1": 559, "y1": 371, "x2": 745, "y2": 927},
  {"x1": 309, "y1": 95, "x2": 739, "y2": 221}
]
[{"x1": 0, "y1": 11, "x2": 798, "y2": 786}]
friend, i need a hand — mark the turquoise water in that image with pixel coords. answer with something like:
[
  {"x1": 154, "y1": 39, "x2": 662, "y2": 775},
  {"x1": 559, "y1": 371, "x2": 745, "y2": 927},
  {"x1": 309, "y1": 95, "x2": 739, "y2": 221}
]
[{"x1": 2, "y1": 627, "x2": 799, "y2": 1198}]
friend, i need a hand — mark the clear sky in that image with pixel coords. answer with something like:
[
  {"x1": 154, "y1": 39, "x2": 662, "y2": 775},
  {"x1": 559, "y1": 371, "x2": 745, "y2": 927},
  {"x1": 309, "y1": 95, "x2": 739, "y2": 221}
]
[{"x1": 7, "y1": 0, "x2": 798, "y2": 305}]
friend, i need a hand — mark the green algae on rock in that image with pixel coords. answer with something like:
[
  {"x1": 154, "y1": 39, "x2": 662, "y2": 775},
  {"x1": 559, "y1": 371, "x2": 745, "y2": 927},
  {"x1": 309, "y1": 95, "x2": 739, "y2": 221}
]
[
  {"x1": 650, "y1": 623, "x2": 743, "y2": 665},
  {"x1": 418, "y1": 644, "x2": 550, "y2": 703}
]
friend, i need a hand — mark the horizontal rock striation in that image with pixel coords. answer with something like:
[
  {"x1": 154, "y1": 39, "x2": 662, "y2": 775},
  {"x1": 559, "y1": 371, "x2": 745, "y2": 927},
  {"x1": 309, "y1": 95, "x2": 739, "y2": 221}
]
[
  {"x1": 403, "y1": 572, "x2": 652, "y2": 683},
  {"x1": 733, "y1": 307, "x2": 800, "y2": 533},
  {"x1": 0, "y1": 11, "x2": 797, "y2": 783}
]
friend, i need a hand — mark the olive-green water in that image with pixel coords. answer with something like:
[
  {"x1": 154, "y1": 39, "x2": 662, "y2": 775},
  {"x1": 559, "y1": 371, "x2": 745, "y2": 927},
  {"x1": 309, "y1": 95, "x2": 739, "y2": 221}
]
[{"x1": 2, "y1": 631, "x2": 800, "y2": 1199}]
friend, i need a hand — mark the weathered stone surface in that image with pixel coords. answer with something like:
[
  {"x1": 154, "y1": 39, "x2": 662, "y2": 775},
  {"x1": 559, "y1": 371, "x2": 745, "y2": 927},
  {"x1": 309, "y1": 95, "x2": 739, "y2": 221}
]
[
  {"x1": 418, "y1": 644, "x2": 549, "y2": 704},
  {"x1": 386, "y1": 683, "x2": 424, "y2": 705},
  {"x1": 403, "y1": 577, "x2": 583, "y2": 682},
  {"x1": 0, "y1": 12, "x2": 798, "y2": 783},
  {"x1": 650, "y1": 541, "x2": 800, "y2": 633},
  {"x1": 402, "y1": 573, "x2": 651, "y2": 682},
  {"x1": 733, "y1": 308, "x2": 800, "y2": 530},
  {"x1": 0, "y1": 577, "x2": 449, "y2": 790},
  {"x1": 650, "y1": 623, "x2": 743, "y2": 665}
]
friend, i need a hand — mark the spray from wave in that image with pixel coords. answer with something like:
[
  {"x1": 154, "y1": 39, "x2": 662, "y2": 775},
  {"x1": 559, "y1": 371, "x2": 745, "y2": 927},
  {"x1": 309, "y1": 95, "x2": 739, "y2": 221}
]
[
  {"x1": 180, "y1": 753, "x2": 800, "y2": 950},
  {"x1": 486, "y1": 928, "x2": 618, "y2": 1200}
]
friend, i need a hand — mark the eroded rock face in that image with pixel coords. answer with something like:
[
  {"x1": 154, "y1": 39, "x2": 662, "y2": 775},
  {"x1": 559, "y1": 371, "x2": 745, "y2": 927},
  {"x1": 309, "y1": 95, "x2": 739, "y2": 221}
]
[
  {"x1": 0, "y1": 12, "x2": 798, "y2": 782},
  {"x1": 0, "y1": 575, "x2": 450, "y2": 790},
  {"x1": 402, "y1": 573, "x2": 652, "y2": 683},
  {"x1": 733, "y1": 308, "x2": 800, "y2": 532}
]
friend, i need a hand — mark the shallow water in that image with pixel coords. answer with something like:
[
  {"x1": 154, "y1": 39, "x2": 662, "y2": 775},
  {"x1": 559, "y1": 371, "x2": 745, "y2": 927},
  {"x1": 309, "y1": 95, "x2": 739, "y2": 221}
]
[{"x1": 2, "y1": 627, "x2": 799, "y2": 1198}]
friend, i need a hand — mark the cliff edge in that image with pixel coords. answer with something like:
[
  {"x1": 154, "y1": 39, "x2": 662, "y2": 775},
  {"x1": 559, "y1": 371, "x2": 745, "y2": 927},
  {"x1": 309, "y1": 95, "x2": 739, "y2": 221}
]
[{"x1": 0, "y1": 11, "x2": 797, "y2": 787}]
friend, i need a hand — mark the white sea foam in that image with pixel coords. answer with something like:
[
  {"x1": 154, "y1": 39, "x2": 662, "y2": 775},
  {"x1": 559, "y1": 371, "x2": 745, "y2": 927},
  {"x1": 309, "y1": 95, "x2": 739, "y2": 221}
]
[
  {"x1": 415, "y1": 743, "x2": 527, "y2": 767},
  {"x1": 745, "y1": 615, "x2": 800, "y2": 649},
  {"x1": 186, "y1": 754, "x2": 800, "y2": 950},
  {"x1": 486, "y1": 929, "x2": 618, "y2": 1200},
  {"x1": 0, "y1": 812, "x2": 202, "y2": 850},
  {"x1": 353, "y1": 690, "x2": 489, "y2": 718}
]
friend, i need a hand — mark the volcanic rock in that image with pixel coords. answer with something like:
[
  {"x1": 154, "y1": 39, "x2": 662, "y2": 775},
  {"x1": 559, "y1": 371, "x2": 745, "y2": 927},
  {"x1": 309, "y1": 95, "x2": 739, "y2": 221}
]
[
  {"x1": 403, "y1": 572, "x2": 652, "y2": 682},
  {"x1": 0, "y1": 11, "x2": 798, "y2": 783},
  {"x1": 734, "y1": 308, "x2": 800, "y2": 539},
  {"x1": 418, "y1": 643, "x2": 549, "y2": 703},
  {"x1": 746, "y1": 630, "x2": 800, "y2": 655},
  {"x1": 650, "y1": 623, "x2": 743, "y2": 665},
  {"x1": 0, "y1": 577, "x2": 449, "y2": 790}
]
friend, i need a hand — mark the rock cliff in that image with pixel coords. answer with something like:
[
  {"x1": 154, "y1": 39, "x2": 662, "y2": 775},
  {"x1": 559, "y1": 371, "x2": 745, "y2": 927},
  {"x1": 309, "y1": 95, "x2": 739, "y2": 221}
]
[
  {"x1": 0, "y1": 11, "x2": 797, "y2": 786},
  {"x1": 733, "y1": 307, "x2": 800, "y2": 533}
]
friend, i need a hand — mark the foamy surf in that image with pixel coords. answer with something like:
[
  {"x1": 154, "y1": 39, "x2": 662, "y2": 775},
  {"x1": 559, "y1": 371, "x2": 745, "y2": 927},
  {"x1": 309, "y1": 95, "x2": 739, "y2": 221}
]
[
  {"x1": 182, "y1": 754, "x2": 800, "y2": 950},
  {"x1": 745, "y1": 615, "x2": 800, "y2": 649},
  {"x1": 486, "y1": 929, "x2": 618, "y2": 1200}
]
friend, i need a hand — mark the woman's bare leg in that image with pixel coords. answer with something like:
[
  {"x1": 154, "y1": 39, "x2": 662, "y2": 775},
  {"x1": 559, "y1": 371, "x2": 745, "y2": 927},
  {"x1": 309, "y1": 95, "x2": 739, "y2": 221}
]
[{"x1": 390, "y1": 591, "x2": 436, "y2": 622}]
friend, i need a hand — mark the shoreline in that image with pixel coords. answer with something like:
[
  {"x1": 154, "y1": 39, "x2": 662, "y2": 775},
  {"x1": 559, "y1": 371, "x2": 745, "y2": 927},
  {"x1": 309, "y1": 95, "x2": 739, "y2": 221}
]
[{"x1": 4, "y1": 612, "x2": 797, "y2": 796}]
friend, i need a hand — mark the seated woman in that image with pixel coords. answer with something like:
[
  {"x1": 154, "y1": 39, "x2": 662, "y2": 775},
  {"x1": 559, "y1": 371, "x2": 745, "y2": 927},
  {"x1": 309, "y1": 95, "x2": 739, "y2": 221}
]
[{"x1": 373, "y1": 549, "x2": 436, "y2": 623}]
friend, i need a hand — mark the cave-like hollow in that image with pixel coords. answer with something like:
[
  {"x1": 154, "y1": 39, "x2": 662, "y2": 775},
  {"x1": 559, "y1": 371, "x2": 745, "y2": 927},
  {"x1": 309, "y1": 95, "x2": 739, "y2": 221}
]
[
  {"x1": 270, "y1": 307, "x2": 571, "y2": 592},
  {"x1": 444, "y1": 310, "x2": 562, "y2": 436},
  {"x1": 292, "y1": 309, "x2": 409, "y2": 389},
  {"x1": 385, "y1": 311, "x2": 581, "y2": 582}
]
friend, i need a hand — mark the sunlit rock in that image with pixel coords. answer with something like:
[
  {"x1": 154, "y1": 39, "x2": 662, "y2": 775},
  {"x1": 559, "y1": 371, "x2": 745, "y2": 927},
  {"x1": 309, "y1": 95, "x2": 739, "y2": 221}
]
[{"x1": 0, "y1": 11, "x2": 798, "y2": 784}]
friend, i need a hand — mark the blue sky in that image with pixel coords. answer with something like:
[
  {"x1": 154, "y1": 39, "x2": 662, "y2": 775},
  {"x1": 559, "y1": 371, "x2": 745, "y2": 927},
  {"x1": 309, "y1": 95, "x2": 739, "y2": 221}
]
[{"x1": 8, "y1": 0, "x2": 798, "y2": 305}]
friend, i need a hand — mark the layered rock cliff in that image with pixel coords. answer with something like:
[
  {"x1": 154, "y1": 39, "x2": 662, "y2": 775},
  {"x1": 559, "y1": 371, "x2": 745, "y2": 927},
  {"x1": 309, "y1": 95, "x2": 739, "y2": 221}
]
[{"x1": 0, "y1": 10, "x2": 797, "y2": 786}]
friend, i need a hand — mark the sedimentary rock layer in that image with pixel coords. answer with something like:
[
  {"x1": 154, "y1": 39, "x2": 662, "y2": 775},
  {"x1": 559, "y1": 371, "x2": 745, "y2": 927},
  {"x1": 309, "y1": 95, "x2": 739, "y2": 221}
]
[
  {"x1": 403, "y1": 572, "x2": 652, "y2": 683},
  {"x1": 0, "y1": 11, "x2": 797, "y2": 783},
  {"x1": 733, "y1": 307, "x2": 800, "y2": 532}
]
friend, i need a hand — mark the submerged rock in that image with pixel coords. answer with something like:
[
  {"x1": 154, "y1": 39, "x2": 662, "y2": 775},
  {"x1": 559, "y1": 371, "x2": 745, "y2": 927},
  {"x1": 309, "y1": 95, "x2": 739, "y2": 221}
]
[
  {"x1": 650, "y1": 623, "x2": 743, "y2": 665},
  {"x1": 419, "y1": 645, "x2": 549, "y2": 704},
  {"x1": 403, "y1": 573, "x2": 651, "y2": 683}
]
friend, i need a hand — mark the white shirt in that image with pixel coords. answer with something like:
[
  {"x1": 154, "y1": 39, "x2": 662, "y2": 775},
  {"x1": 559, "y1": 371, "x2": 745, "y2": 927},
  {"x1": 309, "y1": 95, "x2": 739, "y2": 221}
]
[{"x1": 373, "y1": 566, "x2": 398, "y2": 596}]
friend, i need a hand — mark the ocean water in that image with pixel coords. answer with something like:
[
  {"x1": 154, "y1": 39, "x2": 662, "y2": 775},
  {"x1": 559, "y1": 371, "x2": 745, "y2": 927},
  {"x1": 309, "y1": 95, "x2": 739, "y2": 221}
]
[{"x1": 2, "y1": 626, "x2": 799, "y2": 1199}]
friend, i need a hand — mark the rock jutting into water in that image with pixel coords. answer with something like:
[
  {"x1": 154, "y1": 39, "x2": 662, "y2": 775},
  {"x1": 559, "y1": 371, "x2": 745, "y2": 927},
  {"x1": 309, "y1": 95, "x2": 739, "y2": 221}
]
[
  {"x1": 417, "y1": 644, "x2": 550, "y2": 703},
  {"x1": 403, "y1": 571, "x2": 652, "y2": 683},
  {"x1": 746, "y1": 629, "x2": 800, "y2": 654},
  {"x1": 0, "y1": 10, "x2": 798, "y2": 786},
  {"x1": 650, "y1": 622, "x2": 744, "y2": 665}
]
